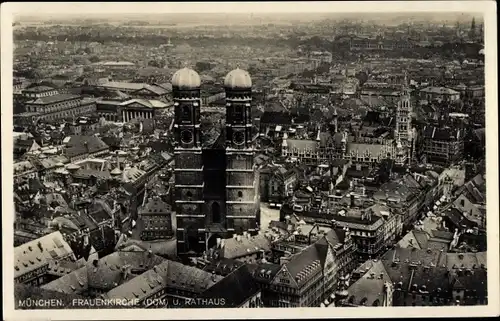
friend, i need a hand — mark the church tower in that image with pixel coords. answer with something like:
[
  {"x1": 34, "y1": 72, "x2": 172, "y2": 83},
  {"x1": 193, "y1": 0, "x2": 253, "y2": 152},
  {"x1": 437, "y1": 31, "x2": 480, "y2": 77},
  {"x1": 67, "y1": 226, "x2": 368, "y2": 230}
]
[
  {"x1": 224, "y1": 68, "x2": 260, "y2": 235},
  {"x1": 395, "y1": 71, "x2": 413, "y2": 164},
  {"x1": 172, "y1": 67, "x2": 205, "y2": 256}
]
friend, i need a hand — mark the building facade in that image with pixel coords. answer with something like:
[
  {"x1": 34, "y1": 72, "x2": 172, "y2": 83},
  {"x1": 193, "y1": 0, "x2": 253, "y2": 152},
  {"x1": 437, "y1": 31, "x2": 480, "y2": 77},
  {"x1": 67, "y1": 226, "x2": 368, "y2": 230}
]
[{"x1": 139, "y1": 197, "x2": 174, "y2": 241}]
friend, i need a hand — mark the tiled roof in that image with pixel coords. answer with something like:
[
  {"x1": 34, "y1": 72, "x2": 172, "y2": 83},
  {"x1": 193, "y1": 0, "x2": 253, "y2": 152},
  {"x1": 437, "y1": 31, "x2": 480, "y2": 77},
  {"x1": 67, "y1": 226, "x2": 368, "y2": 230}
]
[
  {"x1": 13, "y1": 160, "x2": 36, "y2": 174},
  {"x1": 347, "y1": 260, "x2": 391, "y2": 306},
  {"x1": 420, "y1": 86, "x2": 459, "y2": 95},
  {"x1": 23, "y1": 86, "x2": 55, "y2": 93},
  {"x1": 101, "y1": 81, "x2": 147, "y2": 91},
  {"x1": 104, "y1": 261, "x2": 169, "y2": 304},
  {"x1": 202, "y1": 258, "x2": 246, "y2": 276},
  {"x1": 165, "y1": 260, "x2": 223, "y2": 293},
  {"x1": 64, "y1": 135, "x2": 109, "y2": 158},
  {"x1": 247, "y1": 262, "x2": 282, "y2": 284},
  {"x1": 72, "y1": 168, "x2": 112, "y2": 180},
  {"x1": 196, "y1": 265, "x2": 260, "y2": 308},
  {"x1": 398, "y1": 231, "x2": 428, "y2": 249},
  {"x1": 285, "y1": 243, "x2": 323, "y2": 284},
  {"x1": 382, "y1": 247, "x2": 447, "y2": 269},
  {"x1": 445, "y1": 252, "x2": 487, "y2": 271},
  {"x1": 422, "y1": 125, "x2": 462, "y2": 141},
  {"x1": 35, "y1": 155, "x2": 69, "y2": 169},
  {"x1": 42, "y1": 250, "x2": 166, "y2": 294},
  {"x1": 14, "y1": 231, "x2": 74, "y2": 280},
  {"x1": 220, "y1": 234, "x2": 272, "y2": 259},
  {"x1": 28, "y1": 94, "x2": 80, "y2": 105},
  {"x1": 451, "y1": 269, "x2": 487, "y2": 300},
  {"x1": 140, "y1": 198, "x2": 172, "y2": 215}
]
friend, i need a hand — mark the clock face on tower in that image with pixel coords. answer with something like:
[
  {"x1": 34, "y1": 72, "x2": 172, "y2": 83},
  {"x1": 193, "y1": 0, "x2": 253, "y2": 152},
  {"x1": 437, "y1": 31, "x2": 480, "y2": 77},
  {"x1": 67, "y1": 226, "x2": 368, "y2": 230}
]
[
  {"x1": 232, "y1": 130, "x2": 245, "y2": 145},
  {"x1": 181, "y1": 130, "x2": 194, "y2": 144}
]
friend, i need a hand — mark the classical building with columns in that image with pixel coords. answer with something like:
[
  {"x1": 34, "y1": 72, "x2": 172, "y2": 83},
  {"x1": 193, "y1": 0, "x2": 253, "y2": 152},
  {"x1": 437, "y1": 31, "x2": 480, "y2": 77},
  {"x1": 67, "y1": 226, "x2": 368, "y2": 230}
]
[
  {"x1": 173, "y1": 67, "x2": 260, "y2": 257},
  {"x1": 96, "y1": 98, "x2": 170, "y2": 122}
]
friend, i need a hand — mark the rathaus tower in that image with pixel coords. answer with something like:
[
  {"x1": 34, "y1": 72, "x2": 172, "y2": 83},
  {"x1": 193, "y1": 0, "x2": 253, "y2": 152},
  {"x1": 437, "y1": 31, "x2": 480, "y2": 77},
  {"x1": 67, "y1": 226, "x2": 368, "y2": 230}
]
[{"x1": 394, "y1": 71, "x2": 415, "y2": 165}]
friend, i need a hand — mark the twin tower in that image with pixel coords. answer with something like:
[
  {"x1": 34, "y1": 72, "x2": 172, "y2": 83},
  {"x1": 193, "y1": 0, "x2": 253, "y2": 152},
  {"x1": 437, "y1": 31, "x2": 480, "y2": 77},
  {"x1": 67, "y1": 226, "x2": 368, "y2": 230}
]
[{"x1": 172, "y1": 67, "x2": 260, "y2": 256}]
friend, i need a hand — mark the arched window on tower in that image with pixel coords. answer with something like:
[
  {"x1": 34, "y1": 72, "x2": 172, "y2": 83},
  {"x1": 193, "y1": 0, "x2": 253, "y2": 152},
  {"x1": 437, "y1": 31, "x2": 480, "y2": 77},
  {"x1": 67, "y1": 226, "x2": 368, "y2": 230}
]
[
  {"x1": 232, "y1": 106, "x2": 244, "y2": 123},
  {"x1": 182, "y1": 105, "x2": 191, "y2": 121},
  {"x1": 211, "y1": 202, "x2": 221, "y2": 223}
]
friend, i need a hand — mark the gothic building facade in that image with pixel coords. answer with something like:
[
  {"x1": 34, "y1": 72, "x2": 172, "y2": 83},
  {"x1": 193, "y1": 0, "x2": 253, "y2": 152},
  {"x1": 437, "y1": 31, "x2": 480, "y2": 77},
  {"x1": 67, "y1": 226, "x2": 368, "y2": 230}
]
[
  {"x1": 394, "y1": 72, "x2": 416, "y2": 166},
  {"x1": 173, "y1": 67, "x2": 260, "y2": 257}
]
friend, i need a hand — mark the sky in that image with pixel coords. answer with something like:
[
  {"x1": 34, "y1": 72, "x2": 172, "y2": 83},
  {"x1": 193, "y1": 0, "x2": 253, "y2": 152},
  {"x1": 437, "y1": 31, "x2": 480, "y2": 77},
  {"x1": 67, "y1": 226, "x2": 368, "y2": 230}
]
[{"x1": 8, "y1": 2, "x2": 485, "y2": 25}]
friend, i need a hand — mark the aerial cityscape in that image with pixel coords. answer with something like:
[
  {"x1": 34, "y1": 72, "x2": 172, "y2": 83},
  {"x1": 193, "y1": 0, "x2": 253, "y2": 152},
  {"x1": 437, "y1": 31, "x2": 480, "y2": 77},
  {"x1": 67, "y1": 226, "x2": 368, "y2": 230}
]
[{"x1": 10, "y1": 9, "x2": 488, "y2": 310}]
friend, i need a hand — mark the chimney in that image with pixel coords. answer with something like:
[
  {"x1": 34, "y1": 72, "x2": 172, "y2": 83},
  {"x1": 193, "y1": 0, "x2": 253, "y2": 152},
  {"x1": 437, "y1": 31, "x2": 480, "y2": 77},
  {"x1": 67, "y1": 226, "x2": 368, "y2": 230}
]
[
  {"x1": 216, "y1": 238, "x2": 221, "y2": 248},
  {"x1": 37, "y1": 241, "x2": 43, "y2": 252},
  {"x1": 121, "y1": 264, "x2": 132, "y2": 280},
  {"x1": 92, "y1": 259, "x2": 98, "y2": 267},
  {"x1": 280, "y1": 256, "x2": 290, "y2": 265},
  {"x1": 211, "y1": 271, "x2": 217, "y2": 282}
]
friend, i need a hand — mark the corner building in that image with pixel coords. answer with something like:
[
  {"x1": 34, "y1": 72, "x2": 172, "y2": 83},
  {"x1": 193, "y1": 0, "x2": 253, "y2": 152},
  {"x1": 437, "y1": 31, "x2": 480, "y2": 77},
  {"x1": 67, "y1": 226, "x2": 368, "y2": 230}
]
[{"x1": 173, "y1": 67, "x2": 260, "y2": 257}]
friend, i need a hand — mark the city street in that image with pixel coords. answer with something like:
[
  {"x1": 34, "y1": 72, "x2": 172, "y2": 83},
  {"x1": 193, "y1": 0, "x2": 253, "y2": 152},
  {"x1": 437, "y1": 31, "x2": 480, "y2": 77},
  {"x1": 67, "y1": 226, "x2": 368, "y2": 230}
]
[{"x1": 260, "y1": 203, "x2": 281, "y2": 231}]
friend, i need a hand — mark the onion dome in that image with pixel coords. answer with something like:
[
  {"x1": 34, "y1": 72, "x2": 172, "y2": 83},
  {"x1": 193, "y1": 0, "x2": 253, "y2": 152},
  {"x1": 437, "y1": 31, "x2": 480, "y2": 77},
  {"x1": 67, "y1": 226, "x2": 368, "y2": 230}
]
[
  {"x1": 171, "y1": 67, "x2": 201, "y2": 89},
  {"x1": 224, "y1": 68, "x2": 252, "y2": 89}
]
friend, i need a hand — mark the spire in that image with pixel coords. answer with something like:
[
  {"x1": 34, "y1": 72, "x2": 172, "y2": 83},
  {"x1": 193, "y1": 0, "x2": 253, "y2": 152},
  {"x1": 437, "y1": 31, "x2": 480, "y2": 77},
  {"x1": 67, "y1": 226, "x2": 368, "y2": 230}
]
[{"x1": 401, "y1": 70, "x2": 409, "y2": 96}]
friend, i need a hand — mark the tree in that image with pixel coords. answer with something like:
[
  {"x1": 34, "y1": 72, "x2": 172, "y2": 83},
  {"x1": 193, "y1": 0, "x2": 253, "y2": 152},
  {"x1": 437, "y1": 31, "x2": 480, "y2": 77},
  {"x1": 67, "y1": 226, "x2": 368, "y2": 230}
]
[
  {"x1": 147, "y1": 59, "x2": 165, "y2": 68},
  {"x1": 89, "y1": 55, "x2": 100, "y2": 63},
  {"x1": 355, "y1": 71, "x2": 369, "y2": 86}
]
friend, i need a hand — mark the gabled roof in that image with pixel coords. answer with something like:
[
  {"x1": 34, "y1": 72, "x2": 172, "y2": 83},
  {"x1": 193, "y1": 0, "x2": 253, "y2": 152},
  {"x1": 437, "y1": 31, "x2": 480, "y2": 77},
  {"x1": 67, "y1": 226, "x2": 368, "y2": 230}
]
[
  {"x1": 346, "y1": 260, "x2": 391, "y2": 306},
  {"x1": 285, "y1": 243, "x2": 323, "y2": 285},
  {"x1": 14, "y1": 231, "x2": 74, "y2": 279},
  {"x1": 63, "y1": 135, "x2": 109, "y2": 158},
  {"x1": 220, "y1": 234, "x2": 272, "y2": 259},
  {"x1": 422, "y1": 125, "x2": 462, "y2": 141},
  {"x1": 42, "y1": 250, "x2": 166, "y2": 294},
  {"x1": 196, "y1": 265, "x2": 260, "y2": 308}
]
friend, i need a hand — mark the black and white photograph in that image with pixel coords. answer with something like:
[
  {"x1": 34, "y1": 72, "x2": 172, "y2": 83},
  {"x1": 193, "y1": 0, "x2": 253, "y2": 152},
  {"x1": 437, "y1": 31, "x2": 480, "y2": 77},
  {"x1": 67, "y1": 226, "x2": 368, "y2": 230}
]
[{"x1": 1, "y1": 1, "x2": 498, "y2": 319}]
